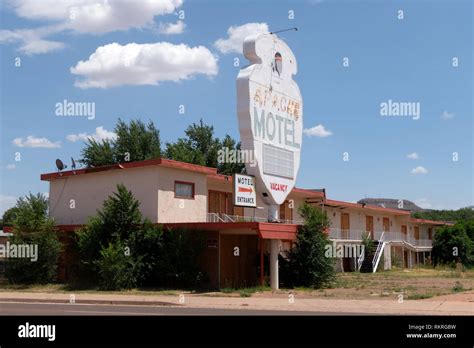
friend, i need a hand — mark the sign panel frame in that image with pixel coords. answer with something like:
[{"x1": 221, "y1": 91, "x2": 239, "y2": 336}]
[
  {"x1": 236, "y1": 33, "x2": 303, "y2": 207},
  {"x1": 233, "y1": 173, "x2": 257, "y2": 208}
]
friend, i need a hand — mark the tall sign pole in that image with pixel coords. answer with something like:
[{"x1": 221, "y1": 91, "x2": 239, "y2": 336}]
[{"x1": 237, "y1": 32, "x2": 303, "y2": 289}]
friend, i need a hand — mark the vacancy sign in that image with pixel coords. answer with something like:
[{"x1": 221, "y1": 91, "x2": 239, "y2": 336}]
[{"x1": 234, "y1": 174, "x2": 257, "y2": 207}]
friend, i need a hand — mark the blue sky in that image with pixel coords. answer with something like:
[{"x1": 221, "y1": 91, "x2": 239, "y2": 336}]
[{"x1": 1, "y1": 0, "x2": 472, "y2": 215}]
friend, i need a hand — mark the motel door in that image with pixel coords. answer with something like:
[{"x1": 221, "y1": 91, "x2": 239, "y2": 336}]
[
  {"x1": 414, "y1": 226, "x2": 420, "y2": 241},
  {"x1": 209, "y1": 191, "x2": 244, "y2": 217},
  {"x1": 401, "y1": 225, "x2": 407, "y2": 241},
  {"x1": 365, "y1": 216, "x2": 374, "y2": 239},
  {"x1": 383, "y1": 218, "x2": 390, "y2": 233},
  {"x1": 219, "y1": 234, "x2": 258, "y2": 288},
  {"x1": 341, "y1": 213, "x2": 350, "y2": 239},
  {"x1": 279, "y1": 200, "x2": 293, "y2": 223}
]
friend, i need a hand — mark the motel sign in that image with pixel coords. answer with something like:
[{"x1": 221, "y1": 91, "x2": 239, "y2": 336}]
[{"x1": 237, "y1": 33, "x2": 303, "y2": 209}]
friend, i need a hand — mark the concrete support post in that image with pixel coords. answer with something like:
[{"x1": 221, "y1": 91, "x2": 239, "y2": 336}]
[
  {"x1": 270, "y1": 239, "x2": 279, "y2": 290},
  {"x1": 269, "y1": 204, "x2": 280, "y2": 290}
]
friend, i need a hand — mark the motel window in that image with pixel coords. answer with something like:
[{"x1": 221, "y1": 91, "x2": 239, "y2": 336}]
[{"x1": 175, "y1": 181, "x2": 194, "y2": 199}]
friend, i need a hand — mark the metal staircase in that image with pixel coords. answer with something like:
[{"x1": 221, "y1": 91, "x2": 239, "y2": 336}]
[{"x1": 360, "y1": 232, "x2": 385, "y2": 273}]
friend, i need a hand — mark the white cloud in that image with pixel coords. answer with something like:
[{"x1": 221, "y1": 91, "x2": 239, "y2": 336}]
[
  {"x1": 0, "y1": 194, "x2": 17, "y2": 217},
  {"x1": 441, "y1": 110, "x2": 455, "y2": 120},
  {"x1": 406, "y1": 152, "x2": 419, "y2": 160},
  {"x1": 1, "y1": 0, "x2": 184, "y2": 54},
  {"x1": 8, "y1": 0, "x2": 183, "y2": 33},
  {"x1": 214, "y1": 22, "x2": 268, "y2": 54},
  {"x1": 158, "y1": 20, "x2": 186, "y2": 35},
  {"x1": 13, "y1": 135, "x2": 61, "y2": 148},
  {"x1": 71, "y1": 42, "x2": 218, "y2": 89},
  {"x1": 415, "y1": 198, "x2": 432, "y2": 209},
  {"x1": 411, "y1": 166, "x2": 428, "y2": 174},
  {"x1": 6, "y1": 164, "x2": 16, "y2": 170},
  {"x1": 67, "y1": 126, "x2": 117, "y2": 142},
  {"x1": 0, "y1": 28, "x2": 65, "y2": 55},
  {"x1": 303, "y1": 124, "x2": 333, "y2": 138}
]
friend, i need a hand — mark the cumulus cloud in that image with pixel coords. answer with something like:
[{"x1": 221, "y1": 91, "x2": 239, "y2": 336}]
[
  {"x1": 441, "y1": 110, "x2": 455, "y2": 120},
  {"x1": 303, "y1": 124, "x2": 333, "y2": 138},
  {"x1": 0, "y1": 194, "x2": 17, "y2": 217},
  {"x1": 13, "y1": 135, "x2": 61, "y2": 148},
  {"x1": 158, "y1": 20, "x2": 186, "y2": 35},
  {"x1": 214, "y1": 22, "x2": 268, "y2": 54},
  {"x1": 406, "y1": 152, "x2": 419, "y2": 160},
  {"x1": 411, "y1": 166, "x2": 428, "y2": 174},
  {"x1": 8, "y1": 0, "x2": 183, "y2": 33},
  {"x1": 1, "y1": 0, "x2": 184, "y2": 54},
  {"x1": 0, "y1": 27, "x2": 65, "y2": 55},
  {"x1": 66, "y1": 126, "x2": 117, "y2": 142},
  {"x1": 71, "y1": 42, "x2": 218, "y2": 89}
]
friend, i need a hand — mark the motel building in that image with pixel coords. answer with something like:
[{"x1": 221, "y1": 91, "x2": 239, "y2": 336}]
[{"x1": 37, "y1": 157, "x2": 450, "y2": 289}]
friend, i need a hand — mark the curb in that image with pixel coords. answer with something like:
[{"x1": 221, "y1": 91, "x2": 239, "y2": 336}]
[{"x1": 0, "y1": 297, "x2": 180, "y2": 306}]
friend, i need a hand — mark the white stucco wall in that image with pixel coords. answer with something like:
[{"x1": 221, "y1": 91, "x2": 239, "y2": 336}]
[{"x1": 48, "y1": 165, "x2": 208, "y2": 225}]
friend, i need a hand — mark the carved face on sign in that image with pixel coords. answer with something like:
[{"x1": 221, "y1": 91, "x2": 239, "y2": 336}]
[{"x1": 236, "y1": 33, "x2": 303, "y2": 206}]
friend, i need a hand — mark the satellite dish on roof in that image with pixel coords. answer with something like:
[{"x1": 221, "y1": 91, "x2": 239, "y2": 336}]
[{"x1": 56, "y1": 159, "x2": 67, "y2": 172}]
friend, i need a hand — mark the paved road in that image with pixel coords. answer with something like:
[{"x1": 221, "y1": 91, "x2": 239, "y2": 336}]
[{"x1": 0, "y1": 302, "x2": 364, "y2": 315}]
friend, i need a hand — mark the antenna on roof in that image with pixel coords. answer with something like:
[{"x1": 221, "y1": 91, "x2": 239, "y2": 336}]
[
  {"x1": 270, "y1": 27, "x2": 298, "y2": 35},
  {"x1": 56, "y1": 159, "x2": 67, "y2": 174},
  {"x1": 71, "y1": 157, "x2": 76, "y2": 171}
]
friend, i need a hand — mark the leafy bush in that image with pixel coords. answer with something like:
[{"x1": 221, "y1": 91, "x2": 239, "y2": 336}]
[
  {"x1": 155, "y1": 228, "x2": 206, "y2": 288},
  {"x1": 76, "y1": 184, "x2": 205, "y2": 290},
  {"x1": 432, "y1": 224, "x2": 473, "y2": 267},
  {"x1": 94, "y1": 241, "x2": 142, "y2": 290},
  {"x1": 280, "y1": 203, "x2": 335, "y2": 288},
  {"x1": 361, "y1": 231, "x2": 375, "y2": 255},
  {"x1": 5, "y1": 193, "x2": 61, "y2": 284}
]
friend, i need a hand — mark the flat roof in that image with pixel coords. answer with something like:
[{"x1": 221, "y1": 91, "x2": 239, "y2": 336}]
[
  {"x1": 41, "y1": 158, "x2": 216, "y2": 181},
  {"x1": 324, "y1": 199, "x2": 410, "y2": 215}
]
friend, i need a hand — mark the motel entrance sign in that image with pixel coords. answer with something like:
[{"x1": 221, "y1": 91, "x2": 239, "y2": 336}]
[{"x1": 237, "y1": 33, "x2": 303, "y2": 289}]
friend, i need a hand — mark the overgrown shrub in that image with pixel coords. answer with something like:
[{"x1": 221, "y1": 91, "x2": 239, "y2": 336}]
[
  {"x1": 76, "y1": 184, "x2": 206, "y2": 290},
  {"x1": 280, "y1": 203, "x2": 335, "y2": 288},
  {"x1": 432, "y1": 224, "x2": 473, "y2": 267},
  {"x1": 155, "y1": 228, "x2": 206, "y2": 288},
  {"x1": 5, "y1": 193, "x2": 61, "y2": 284}
]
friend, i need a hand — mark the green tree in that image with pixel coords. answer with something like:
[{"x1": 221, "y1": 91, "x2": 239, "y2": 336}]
[
  {"x1": 280, "y1": 203, "x2": 335, "y2": 288},
  {"x1": 76, "y1": 184, "x2": 206, "y2": 289},
  {"x1": 165, "y1": 119, "x2": 221, "y2": 168},
  {"x1": 412, "y1": 207, "x2": 474, "y2": 223},
  {"x1": 79, "y1": 119, "x2": 161, "y2": 168},
  {"x1": 5, "y1": 193, "x2": 61, "y2": 284},
  {"x1": 2, "y1": 206, "x2": 20, "y2": 227},
  {"x1": 80, "y1": 138, "x2": 115, "y2": 168},
  {"x1": 432, "y1": 224, "x2": 473, "y2": 267},
  {"x1": 113, "y1": 119, "x2": 161, "y2": 163},
  {"x1": 217, "y1": 134, "x2": 245, "y2": 175},
  {"x1": 76, "y1": 184, "x2": 158, "y2": 288},
  {"x1": 155, "y1": 228, "x2": 206, "y2": 288}
]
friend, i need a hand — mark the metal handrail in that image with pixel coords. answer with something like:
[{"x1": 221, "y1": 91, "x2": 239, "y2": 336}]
[
  {"x1": 372, "y1": 232, "x2": 385, "y2": 272},
  {"x1": 357, "y1": 248, "x2": 365, "y2": 271}
]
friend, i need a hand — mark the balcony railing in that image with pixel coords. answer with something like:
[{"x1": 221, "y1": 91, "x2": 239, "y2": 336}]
[
  {"x1": 206, "y1": 213, "x2": 304, "y2": 225},
  {"x1": 329, "y1": 228, "x2": 432, "y2": 247}
]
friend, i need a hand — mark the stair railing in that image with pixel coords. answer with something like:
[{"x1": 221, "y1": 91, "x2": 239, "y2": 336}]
[
  {"x1": 357, "y1": 246, "x2": 365, "y2": 271},
  {"x1": 372, "y1": 232, "x2": 385, "y2": 273}
]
